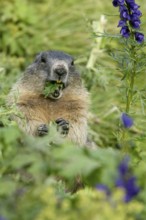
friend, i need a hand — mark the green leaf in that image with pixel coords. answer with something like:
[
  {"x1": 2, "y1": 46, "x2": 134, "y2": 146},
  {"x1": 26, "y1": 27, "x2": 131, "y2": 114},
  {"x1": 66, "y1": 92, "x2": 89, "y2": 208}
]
[{"x1": 52, "y1": 145, "x2": 100, "y2": 178}]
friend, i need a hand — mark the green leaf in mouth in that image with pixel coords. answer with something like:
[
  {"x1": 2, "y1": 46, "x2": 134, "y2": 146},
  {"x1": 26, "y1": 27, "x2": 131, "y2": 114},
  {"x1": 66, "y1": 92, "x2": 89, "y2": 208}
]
[{"x1": 43, "y1": 81, "x2": 63, "y2": 98}]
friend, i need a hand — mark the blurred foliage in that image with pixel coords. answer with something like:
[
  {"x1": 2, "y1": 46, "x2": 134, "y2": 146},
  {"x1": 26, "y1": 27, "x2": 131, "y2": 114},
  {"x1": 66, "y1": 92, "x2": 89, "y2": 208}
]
[
  {"x1": 20, "y1": 187, "x2": 144, "y2": 220},
  {"x1": 1, "y1": 0, "x2": 146, "y2": 219}
]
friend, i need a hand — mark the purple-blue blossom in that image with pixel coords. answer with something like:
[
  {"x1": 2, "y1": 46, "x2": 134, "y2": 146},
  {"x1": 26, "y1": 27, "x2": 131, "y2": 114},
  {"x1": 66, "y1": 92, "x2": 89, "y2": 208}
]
[
  {"x1": 121, "y1": 113, "x2": 133, "y2": 128},
  {"x1": 112, "y1": 0, "x2": 144, "y2": 43},
  {"x1": 113, "y1": 0, "x2": 125, "y2": 7},
  {"x1": 120, "y1": 9, "x2": 130, "y2": 20},
  {"x1": 127, "y1": 2, "x2": 139, "y2": 11},
  {"x1": 118, "y1": 156, "x2": 129, "y2": 176},
  {"x1": 116, "y1": 157, "x2": 140, "y2": 202},
  {"x1": 96, "y1": 184, "x2": 111, "y2": 196},
  {"x1": 125, "y1": 0, "x2": 134, "y2": 3},
  {"x1": 135, "y1": 32, "x2": 144, "y2": 43},
  {"x1": 130, "y1": 20, "x2": 141, "y2": 29},
  {"x1": 130, "y1": 13, "x2": 141, "y2": 23},
  {"x1": 133, "y1": 10, "x2": 142, "y2": 17},
  {"x1": 118, "y1": 20, "x2": 126, "y2": 27},
  {"x1": 96, "y1": 156, "x2": 140, "y2": 203},
  {"x1": 0, "y1": 216, "x2": 7, "y2": 220},
  {"x1": 120, "y1": 26, "x2": 130, "y2": 38}
]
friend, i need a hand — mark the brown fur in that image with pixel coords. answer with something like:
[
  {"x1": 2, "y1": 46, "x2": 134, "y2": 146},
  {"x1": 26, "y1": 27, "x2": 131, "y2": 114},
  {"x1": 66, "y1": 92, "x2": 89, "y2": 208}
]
[{"x1": 7, "y1": 58, "x2": 89, "y2": 146}]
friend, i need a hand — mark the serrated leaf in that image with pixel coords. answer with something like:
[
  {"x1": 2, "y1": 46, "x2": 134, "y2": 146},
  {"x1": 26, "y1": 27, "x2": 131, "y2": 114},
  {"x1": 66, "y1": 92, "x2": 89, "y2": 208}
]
[{"x1": 52, "y1": 146, "x2": 100, "y2": 178}]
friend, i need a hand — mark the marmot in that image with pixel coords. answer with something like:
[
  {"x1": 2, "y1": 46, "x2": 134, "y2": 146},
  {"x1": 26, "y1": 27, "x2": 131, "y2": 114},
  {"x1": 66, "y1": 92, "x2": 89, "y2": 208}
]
[{"x1": 7, "y1": 50, "x2": 89, "y2": 146}]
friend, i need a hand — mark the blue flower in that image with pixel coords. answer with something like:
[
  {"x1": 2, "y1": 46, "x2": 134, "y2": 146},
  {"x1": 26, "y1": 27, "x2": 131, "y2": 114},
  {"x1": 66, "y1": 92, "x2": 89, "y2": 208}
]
[
  {"x1": 119, "y1": 5, "x2": 126, "y2": 12},
  {"x1": 113, "y1": 0, "x2": 144, "y2": 43},
  {"x1": 121, "y1": 113, "x2": 133, "y2": 128},
  {"x1": 120, "y1": 26, "x2": 130, "y2": 38},
  {"x1": 113, "y1": 0, "x2": 119, "y2": 7},
  {"x1": 118, "y1": 20, "x2": 126, "y2": 27},
  {"x1": 118, "y1": 156, "x2": 129, "y2": 176},
  {"x1": 129, "y1": 3, "x2": 139, "y2": 11},
  {"x1": 118, "y1": 0, "x2": 125, "y2": 5},
  {"x1": 116, "y1": 157, "x2": 140, "y2": 202},
  {"x1": 135, "y1": 32, "x2": 144, "y2": 43},
  {"x1": 130, "y1": 12, "x2": 141, "y2": 21},
  {"x1": 112, "y1": 0, "x2": 125, "y2": 7},
  {"x1": 120, "y1": 9, "x2": 130, "y2": 20},
  {"x1": 0, "y1": 216, "x2": 7, "y2": 220},
  {"x1": 125, "y1": 0, "x2": 134, "y2": 3},
  {"x1": 124, "y1": 176, "x2": 140, "y2": 202},
  {"x1": 96, "y1": 184, "x2": 111, "y2": 196},
  {"x1": 130, "y1": 19, "x2": 141, "y2": 29},
  {"x1": 134, "y1": 9, "x2": 142, "y2": 17},
  {"x1": 96, "y1": 157, "x2": 140, "y2": 203}
]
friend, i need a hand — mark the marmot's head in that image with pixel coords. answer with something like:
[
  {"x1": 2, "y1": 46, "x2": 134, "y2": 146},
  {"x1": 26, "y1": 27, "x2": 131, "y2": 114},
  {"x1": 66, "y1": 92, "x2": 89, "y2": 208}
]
[
  {"x1": 26, "y1": 50, "x2": 80, "y2": 86},
  {"x1": 24, "y1": 50, "x2": 81, "y2": 99}
]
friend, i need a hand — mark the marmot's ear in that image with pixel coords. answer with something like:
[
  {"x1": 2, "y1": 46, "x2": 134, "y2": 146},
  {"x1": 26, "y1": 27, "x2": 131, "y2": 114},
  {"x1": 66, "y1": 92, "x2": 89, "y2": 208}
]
[
  {"x1": 34, "y1": 52, "x2": 42, "y2": 63},
  {"x1": 34, "y1": 52, "x2": 48, "y2": 64},
  {"x1": 70, "y1": 59, "x2": 74, "y2": 66}
]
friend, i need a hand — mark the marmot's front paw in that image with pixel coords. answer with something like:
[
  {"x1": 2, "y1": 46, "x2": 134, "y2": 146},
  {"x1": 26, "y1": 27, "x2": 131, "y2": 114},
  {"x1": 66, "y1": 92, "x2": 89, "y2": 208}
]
[
  {"x1": 37, "y1": 124, "x2": 48, "y2": 136},
  {"x1": 55, "y1": 118, "x2": 69, "y2": 136}
]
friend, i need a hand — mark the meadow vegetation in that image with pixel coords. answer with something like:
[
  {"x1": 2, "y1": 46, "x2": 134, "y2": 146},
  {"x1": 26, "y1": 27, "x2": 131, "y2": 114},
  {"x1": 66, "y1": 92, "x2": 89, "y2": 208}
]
[{"x1": 0, "y1": 0, "x2": 146, "y2": 219}]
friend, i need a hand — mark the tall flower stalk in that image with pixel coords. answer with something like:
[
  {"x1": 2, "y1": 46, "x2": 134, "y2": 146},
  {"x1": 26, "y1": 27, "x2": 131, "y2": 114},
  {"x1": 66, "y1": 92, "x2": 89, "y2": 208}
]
[
  {"x1": 113, "y1": 0, "x2": 144, "y2": 115},
  {"x1": 112, "y1": 0, "x2": 145, "y2": 152},
  {"x1": 125, "y1": 43, "x2": 136, "y2": 114}
]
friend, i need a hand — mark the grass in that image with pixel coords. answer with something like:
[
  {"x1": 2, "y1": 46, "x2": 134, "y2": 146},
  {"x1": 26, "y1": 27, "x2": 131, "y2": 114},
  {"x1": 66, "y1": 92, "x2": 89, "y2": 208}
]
[
  {"x1": 1, "y1": 1, "x2": 146, "y2": 219},
  {"x1": 1, "y1": 0, "x2": 146, "y2": 148}
]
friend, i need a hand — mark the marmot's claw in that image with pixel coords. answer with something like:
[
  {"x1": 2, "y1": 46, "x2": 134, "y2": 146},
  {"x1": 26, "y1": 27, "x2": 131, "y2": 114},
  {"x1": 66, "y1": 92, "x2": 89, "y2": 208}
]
[
  {"x1": 37, "y1": 124, "x2": 48, "y2": 136},
  {"x1": 55, "y1": 118, "x2": 69, "y2": 136}
]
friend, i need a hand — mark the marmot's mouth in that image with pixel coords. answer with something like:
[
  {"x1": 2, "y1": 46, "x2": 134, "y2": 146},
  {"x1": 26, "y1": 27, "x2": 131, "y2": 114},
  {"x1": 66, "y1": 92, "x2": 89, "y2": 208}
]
[
  {"x1": 43, "y1": 80, "x2": 65, "y2": 99},
  {"x1": 50, "y1": 80, "x2": 65, "y2": 87}
]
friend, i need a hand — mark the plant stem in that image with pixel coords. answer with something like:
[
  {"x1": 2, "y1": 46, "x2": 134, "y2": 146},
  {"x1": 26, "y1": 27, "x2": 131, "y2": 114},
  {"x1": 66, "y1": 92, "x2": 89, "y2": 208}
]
[
  {"x1": 125, "y1": 45, "x2": 136, "y2": 113},
  {"x1": 122, "y1": 44, "x2": 136, "y2": 153}
]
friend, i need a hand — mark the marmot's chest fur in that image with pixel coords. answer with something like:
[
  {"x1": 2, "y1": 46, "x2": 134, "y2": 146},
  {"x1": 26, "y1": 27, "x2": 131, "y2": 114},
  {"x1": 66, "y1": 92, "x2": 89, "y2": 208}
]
[{"x1": 7, "y1": 50, "x2": 89, "y2": 146}]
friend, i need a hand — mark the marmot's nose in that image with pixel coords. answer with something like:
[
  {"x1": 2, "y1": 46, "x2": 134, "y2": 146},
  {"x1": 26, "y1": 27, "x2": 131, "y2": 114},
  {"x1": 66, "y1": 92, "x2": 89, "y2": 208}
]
[{"x1": 54, "y1": 67, "x2": 67, "y2": 76}]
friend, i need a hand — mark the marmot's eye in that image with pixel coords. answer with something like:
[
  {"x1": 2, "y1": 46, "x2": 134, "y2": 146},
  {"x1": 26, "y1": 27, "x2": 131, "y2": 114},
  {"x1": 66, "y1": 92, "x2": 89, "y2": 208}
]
[
  {"x1": 40, "y1": 57, "x2": 47, "y2": 64},
  {"x1": 71, "y1": 60, "x2": 74, "y2": 66}
]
